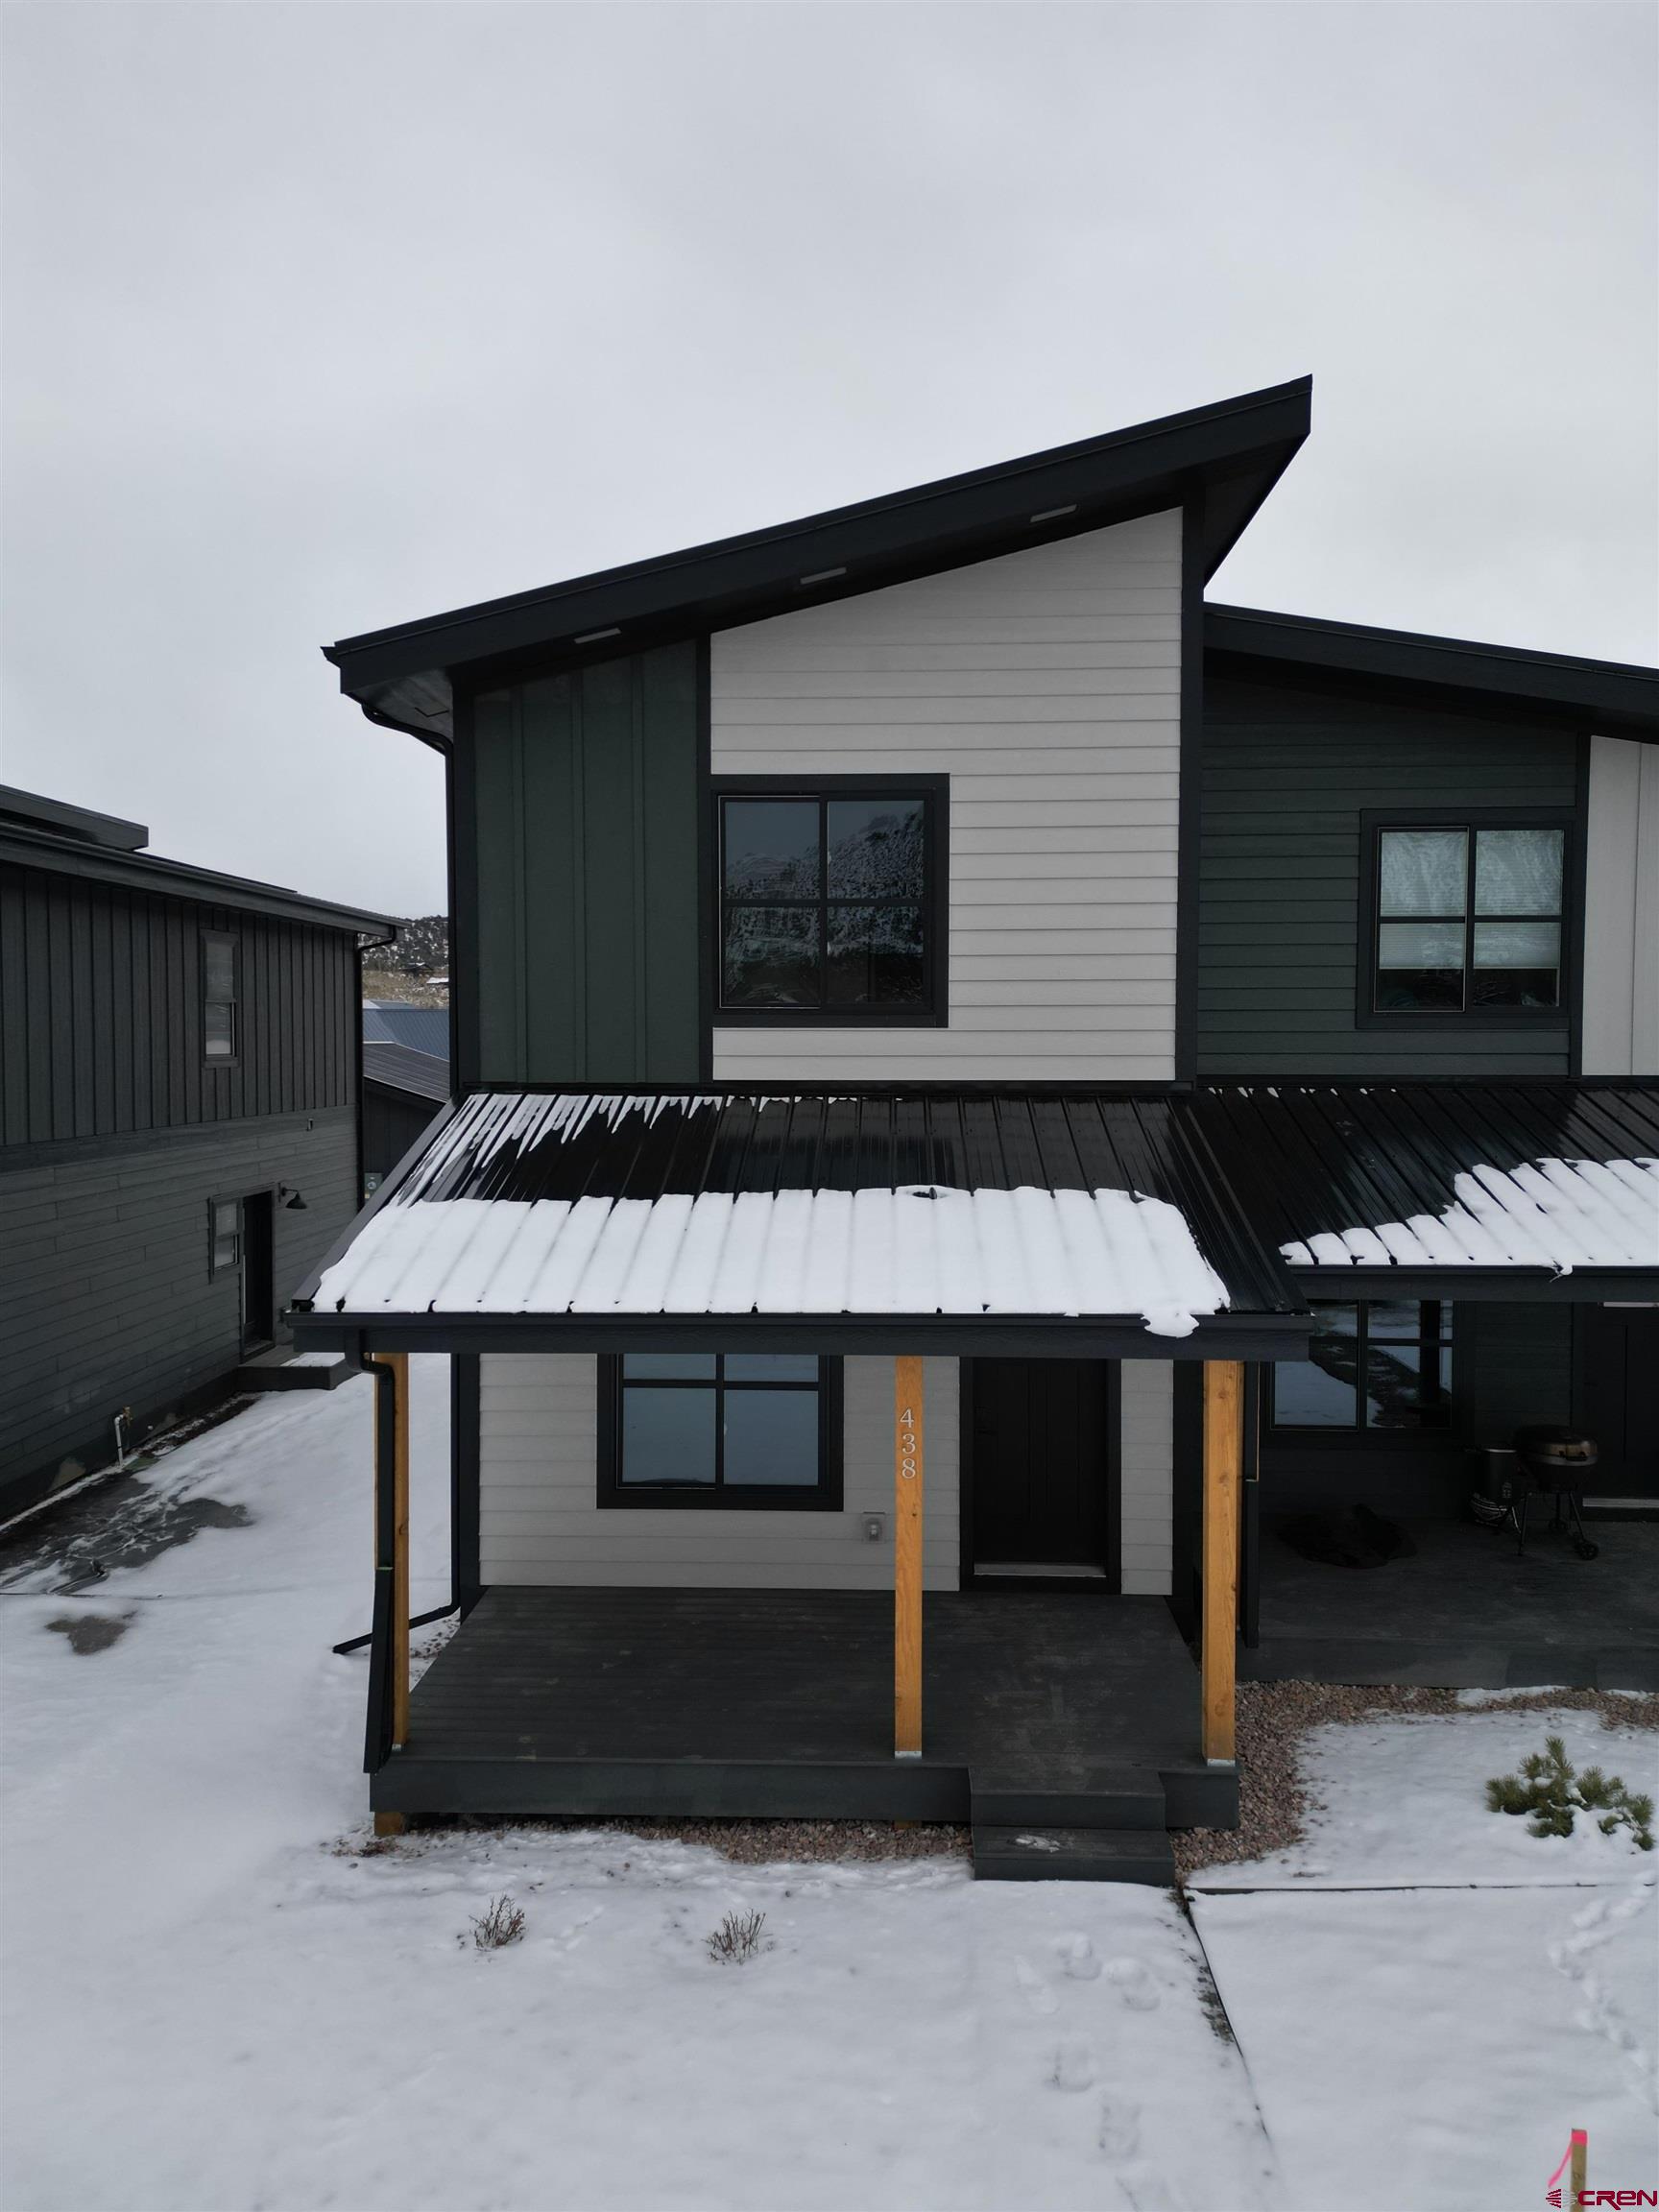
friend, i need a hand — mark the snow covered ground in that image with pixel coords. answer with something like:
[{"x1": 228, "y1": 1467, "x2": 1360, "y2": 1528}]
[{"x1": 2, "y1": 1361, "x2": 1654, "y2": 2212}]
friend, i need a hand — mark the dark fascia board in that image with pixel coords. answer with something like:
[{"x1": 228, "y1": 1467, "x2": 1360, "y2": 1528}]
[
  {"x1": 0, "y1": 782, "x2": 149, "y2": 850},
  {"x1": 288, "y1": 1309, "x2": 1313, "y2": 1360},
  {"x1": 1205, "y1": 604, "x2": 1659, "y2": 739},
  {"x1": 1292, "y1": 1264, "x2": 1659, "y2": 1303},
  {"x1": 325, "y1": 377, "x2": 1312, "y2": 745},
  {"x1": 0, "y1": 821, "x2": 399, "y2": 940}
]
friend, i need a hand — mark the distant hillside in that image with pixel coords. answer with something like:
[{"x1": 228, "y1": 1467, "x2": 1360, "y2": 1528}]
[{"x1": 365, "y1": 914, "x2": 449, "y2": 1006}]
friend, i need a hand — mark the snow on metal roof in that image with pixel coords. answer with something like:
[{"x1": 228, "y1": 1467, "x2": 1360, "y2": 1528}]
[
  {"x1": 306, "y1": 1089, "x2": 1263, "y2": 1336},
  {"x1": 1278, "y1": 1156, "x2": 1659, "y2": 1272}
]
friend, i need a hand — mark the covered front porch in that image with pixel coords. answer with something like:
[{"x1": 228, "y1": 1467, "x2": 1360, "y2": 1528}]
[{"x1": 374, "y1": 1583, "x2": 1237, "y2": 1878}]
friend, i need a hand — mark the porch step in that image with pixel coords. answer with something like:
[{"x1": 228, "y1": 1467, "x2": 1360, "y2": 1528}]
[
  {"x1": 969, "y1": 1765, "x2": 1166, "y2": 1832},
  {"x1": 972, "y1": 1825, "x2": 1177, "y2": 1886},
  {"x1": 233, "y1": 1350, "x2": 352, "y2": 1393}
]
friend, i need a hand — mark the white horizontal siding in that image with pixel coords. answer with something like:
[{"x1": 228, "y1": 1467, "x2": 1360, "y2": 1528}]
[
  {"x1": 1582, "y1": 735, "x2": 1659, "y2": 1076},
  {"x1": 709, "y1": 508, "x2": 1183, "y2": 1081},
  {"x1": 479, "y1": 1354, "x2": 959, "y2": 1591},
  {"x1": 1118, "y1": 1361, "x2": 1172, "y2": 1597}
]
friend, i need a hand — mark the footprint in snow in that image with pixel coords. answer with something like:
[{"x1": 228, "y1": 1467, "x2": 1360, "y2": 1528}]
[
  {"x1": 1015, "y1": 1956, "x2": 1060, "y2": 2016},
  {"x1": 1061, "y1": 1934, "x2": 1102, "y2": 1981},
  {"x1": 1105, "y1": 1957, "x2": 1160, "y2": 2011},
  {"x1": 1096, "y1": 2090, "x2": 1142, "y2": 2159},
  {"x1": 1048, "y1": 2039, "x2": 1096, "y2": 2092}
]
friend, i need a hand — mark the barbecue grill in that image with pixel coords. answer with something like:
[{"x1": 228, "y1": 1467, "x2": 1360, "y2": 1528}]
[{"x1": 1510, "y1": 1425, "x2": 1600, "y2": 1559}]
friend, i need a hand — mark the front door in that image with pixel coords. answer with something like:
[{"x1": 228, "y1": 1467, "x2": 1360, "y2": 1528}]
[
  {"x1": 1575, "y1": 1308, "x2": 1659, "y2": 1497},
  {"x1": 969, "y1": 1359, "x2": 1117, "y2": 1585}
]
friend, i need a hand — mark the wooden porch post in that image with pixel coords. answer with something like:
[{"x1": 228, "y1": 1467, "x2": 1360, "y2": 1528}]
[
  {"x1": 1201, "y1": 1359, "x2": 1242, "y2": 1763},
  {"x1": 370, "y1": 1351, "x2": 411, "y2": 1837},
  {"x1": 389, "y1": 1350, "x2": 410, "y2": 1750},
  {"x1": 894, "y1": 1355, "x2": 925, "y2": 1758}
]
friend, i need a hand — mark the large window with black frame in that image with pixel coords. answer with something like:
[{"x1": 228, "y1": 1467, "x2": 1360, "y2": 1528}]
[
  {"x1": 717, "y1": 785, "x2": 939, "y2": 1017},
  {"x1": 1271, "y1": 1301, "x2": 1455, "y2": 1433},
  {"x1": 600, "y1": 1354, "x2": 842, "y2": 1509},
  {"x1": 1371, "y1": 822, "x2": 1565, "y2": 1015}
]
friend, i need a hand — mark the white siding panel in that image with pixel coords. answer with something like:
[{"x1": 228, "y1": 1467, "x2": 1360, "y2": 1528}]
[
  {"x1": 479, "y1": 1354, "x2": 959, "y2": 1592},
  {"x1": 1582, "y1": 735, "x2": 1659, "y2": 1075},
  {"x1": 1118, "y1": 1361, "x2": 1172, "y2": 1598},
  {"x1": 710, "y1": 508, "x2": 1183, "y2": 1082}
]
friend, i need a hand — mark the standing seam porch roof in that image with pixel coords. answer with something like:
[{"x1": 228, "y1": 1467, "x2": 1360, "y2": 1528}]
[{"x1": 290, "y1": 1081, "x2": 1659, "y2": 1355}]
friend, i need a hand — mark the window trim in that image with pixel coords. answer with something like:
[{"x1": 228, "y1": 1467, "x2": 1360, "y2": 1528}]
[
  {"x1": 207, "y1": 1193, "x2": 243, "y2": 1281},
  {"x1": 597, "y1": 1354, "x2": 845, "y2": 1510},
  {"x1": 709, "y1": 774, "x2": 950, "y2": 1028},
  {"x1": 201, "y1": 928, "x2": 241, "y2": 1067},
  {"x1": 1356, "y1": 806, "x2": 1575, "y2": 1031},
  {"x1": 1267, "y1": 1298, "x2": 1455, "y2": 1442}
]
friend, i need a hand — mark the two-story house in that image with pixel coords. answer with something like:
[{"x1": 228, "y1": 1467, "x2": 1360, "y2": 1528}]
[
  {"x1": 295, "y1": 377, "x2": 1659, "y2": 1879},
  {"x1": 0, "y1": 783, "x2": 396, "y2": 1515}
]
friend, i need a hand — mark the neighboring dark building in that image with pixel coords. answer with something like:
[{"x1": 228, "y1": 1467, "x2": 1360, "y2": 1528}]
[
  {"x1": 362, "y1": 1034, "x2": 449, "y2": 1190},
  {"x1": 0, "y1": 784, "x2": 396, "y2": 1513}
]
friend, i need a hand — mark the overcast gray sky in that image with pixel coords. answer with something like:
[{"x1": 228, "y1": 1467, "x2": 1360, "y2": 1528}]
[{"x1": 3, "y1": 3, "x2": 1653, "y2": 916}]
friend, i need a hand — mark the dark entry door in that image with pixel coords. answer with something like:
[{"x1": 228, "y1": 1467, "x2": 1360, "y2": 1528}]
[
  {"x1": 1575, "y1": 1308, "x2": 1659, "y2": 1496},
  {"x1": 969, "y1": 1359, "x2": 1117, "y2": 1583},
  {"x1": 240, "y1": 1191, "x2": 276, "y2": 1356}
]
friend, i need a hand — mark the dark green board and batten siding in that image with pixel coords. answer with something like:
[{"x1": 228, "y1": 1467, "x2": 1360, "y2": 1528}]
[
  {"x1": 1196, "y1": 676, "x2": 1580, "y2": 1077},
  {"x1": 461, "y1": 644, "x2": 702, "y2": 1086}
]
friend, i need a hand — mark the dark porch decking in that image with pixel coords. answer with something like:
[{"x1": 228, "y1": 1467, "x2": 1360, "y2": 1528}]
[
  {"x1": 1242, "y1": 1517, "x2": 1659, "y2": 1691},
  {"x1": 374, "y1": 1589, "x2": 1237, "y2": 1832}
]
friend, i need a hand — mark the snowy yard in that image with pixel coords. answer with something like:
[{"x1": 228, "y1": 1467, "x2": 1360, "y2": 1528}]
[{"x1": 2, "y1": 1360, "x2": 1653, "y2": 2212}]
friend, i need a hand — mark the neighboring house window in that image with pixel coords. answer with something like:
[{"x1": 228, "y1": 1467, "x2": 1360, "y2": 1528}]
[
  {"x1": 1271, "y1": 1301, "x2": 1454, "y2": 1432},
  {"x1": 715, "y1": 781, "x2": 946, "y2": 1022},
  {"x1": 202, "y1": 930, "x2": 240, "y2": 1061},
  {"x1": 1369, "y1": 821, "x2": 1566, "y2": 1015},
  {"x1": 208, "y1": 1196, "x2": 242, "y2": 1279},
  {"x1": 598, "y1": 1354, "x2": 843, "y2": 1509}
]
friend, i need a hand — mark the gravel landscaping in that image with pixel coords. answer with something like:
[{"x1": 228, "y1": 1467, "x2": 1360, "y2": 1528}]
[{"x1": 1171, "y1": 1680, "x2": 1659, "y2": 1880}]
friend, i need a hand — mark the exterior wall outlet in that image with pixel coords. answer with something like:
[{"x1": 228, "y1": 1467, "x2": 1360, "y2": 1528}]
[{"x1": 863, "y1": 1515, "x2": 885, "y2": 1542}]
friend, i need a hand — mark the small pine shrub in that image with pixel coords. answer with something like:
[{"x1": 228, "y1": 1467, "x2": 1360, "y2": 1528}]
[
  {"x1": 467, "y1": 1895, "x2": 526, "y2": 1952},
  {"x1": 706, "y1": 1908, "x2": 771, "y2": 1965},
  {"x1": 1486, "y1": 1734, "x2": 1654, "y2": 1850}
]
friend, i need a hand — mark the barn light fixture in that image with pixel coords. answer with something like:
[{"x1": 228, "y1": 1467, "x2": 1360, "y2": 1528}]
[{"x1": 279, "y1": 1185, "x2": 308, "y2": 1212}]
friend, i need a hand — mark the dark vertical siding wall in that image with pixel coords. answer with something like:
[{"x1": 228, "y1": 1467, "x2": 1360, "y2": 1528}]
[
  {"x1": 1458, "y1": 1303, "x2": 1574, "y2": 1440},
  {"x1": 0, "y1": 865, "x2": 359, "y2": 1150},
  {"x1": 0, "y1": 1112, "x2": 358, "y2": 1503},
  {"x1": 362, "y1": 1085, "x2": 442, "y2": 1182},
  {"x1": 1197, "y1": 675, "x2": 1580, "y2": 1076},
  {"x1": 465, "y1": 642, "x2": 701, "y2": 1083}
]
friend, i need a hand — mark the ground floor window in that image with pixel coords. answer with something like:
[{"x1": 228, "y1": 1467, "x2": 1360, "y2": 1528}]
[
  {"x1": 1270, "y1": 1301, "x2": 1454, "y2": 1433},
  {"x1": 598, "y1": 1355, "x2": 842, "y2": 1509}
]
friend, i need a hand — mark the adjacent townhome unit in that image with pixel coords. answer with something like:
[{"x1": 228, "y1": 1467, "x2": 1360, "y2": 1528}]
[
  {"x1": 295, "y1": 376, "x2": 1659, "y2": 1880},
  {"x1": 0, "y1": 784, "x2": 397, "y2": 1514}
]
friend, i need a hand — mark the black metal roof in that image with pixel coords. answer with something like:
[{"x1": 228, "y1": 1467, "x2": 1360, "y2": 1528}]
[
  {"x1": 291, "y1": 1084, "x2": 1310, "y2": 1358},
  {"x1": 1204, "y1": 605, "x2": 1659, "y2": 738},
  {"x1": 1191, "y1": 1081, "x2": 1659, "y2": 1298},
  {"x1": 0, "y1": 814, "x2": 398, "y2": 939},
  {"x1": 362, "y1": 1039, "x2": 451, "y2": 1105},
  {"x1": 0, "y1": 783, "x2": 149, "y2": 851},
  {"x1": 323, "y1": 378, "x2": 1312, "y2": 746}
]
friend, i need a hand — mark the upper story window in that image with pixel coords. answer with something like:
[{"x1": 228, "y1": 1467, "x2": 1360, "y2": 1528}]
[
  {"x1": 202, "y1": 930, "x2": 240, "y2": 1062},
  {"x1": 1369, "y1": 819, "x2": 1566, "y2": 1017},
  {"x1": 1271, "y1": 1300, "x2": 1454, "y2": 1434},
  {"x1": 715, "y1": 779, "x2": 946, "y2": 1023}
]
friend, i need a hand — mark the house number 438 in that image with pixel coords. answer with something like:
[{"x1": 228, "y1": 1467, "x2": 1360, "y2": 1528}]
[{"x1": 898, "y1": 1405, "x2": 919, "y2": 1481}]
